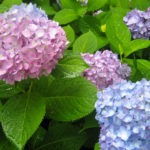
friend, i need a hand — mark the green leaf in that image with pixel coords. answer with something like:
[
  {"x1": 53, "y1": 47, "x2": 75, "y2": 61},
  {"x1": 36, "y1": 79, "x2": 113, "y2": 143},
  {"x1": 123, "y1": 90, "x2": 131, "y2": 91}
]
[
  {"x1": 73, "y1": 31, "x2": 97, "y2": 53},
  {"x1": 36, "y1": 122, "x2": 87, "y2": 150},
  {"x1": 136, "y1": 59, "x2": 150, "y2": 80},
  {"x1": 124, "y1": 39, "x2": 150, "y2": 57},
  {"x1": 32, "y1": 75, "x2": 54, "y2": 96},
  {"x1": 0, "y1": 101, "x2": 2, "y2": 122},
  {"x1": 1, "y1": 94, "x2": 45, "y2": 150},
  {"x1": 54, "y1": 9, "x2": 79, "y2": 25},
  {"x1": 0, "y1": 5, "x2": 8, "y2": 13},
  {"x1": 79, "y1": 16, "x2": 101, "y2": 34},
  {"x1": 123, "y1": 59, "x2": 149, "y2": 81},
  {"x1": 94, "y1": 143, "x2": 100, "y2": 150},
  {"x1": 84, "y1": 128, "x2": 99, "y2": 148},
  {"x1": 29, "y1": 127, "x2": 47, "y2": 150},
  {"x1": 1, "y1": 0, "x2": 22, "y2": 9},
  {"x1": 63, "y1": 25, "x2": 75, "y2": 47},
  {"x1": 87, "y1": 0, "x2": 107, "y2": 11},
  {"x1": 109, "y1": 0, "x2": 130, "y2": 8},
  {"x1": 59, "y1": 0, "x2": 81, "y2": 9},
  {"x1": 106, "y1": 11, "x2": 131, "y2": 55},
  {"x1": 45, "y1": 77, "x2": 97, "y2": 121},
  {"x1": 96, "y1": 35, "x2": 108, "y2": 50},
  {"x1": 0, "y1": 81, "x2": 18, "y2": 98},
  {"x1": 0, "y1": 129, "x2": 18, "y2": 150},
  {"x1": 80, "y1": 111, "x2": 99, "y2": 132},
  {"x1": 52, "y1": 51, "x2": 88, "y2": 78},
  {"x1": 131, "y1": 0, "x2": 150, "y2": 10},
  {"x1": 34, "y1": 0, "x2": 56, "y2": 15}
]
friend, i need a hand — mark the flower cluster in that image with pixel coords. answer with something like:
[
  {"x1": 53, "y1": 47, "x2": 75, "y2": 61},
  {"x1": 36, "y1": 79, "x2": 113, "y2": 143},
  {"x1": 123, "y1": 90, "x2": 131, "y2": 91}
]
[
  {"x1": 81, "y1": 50, "x2": 131, "y2": 90},
  {"x1": 123, "y1": 8, "x2": 150, "y2": 39},
  {"x1": 0, "y1": 3, "x2": 68, "y2": 84},
  {"x1": 95, "y1": 79, "x2": 150, "y2": 150}
]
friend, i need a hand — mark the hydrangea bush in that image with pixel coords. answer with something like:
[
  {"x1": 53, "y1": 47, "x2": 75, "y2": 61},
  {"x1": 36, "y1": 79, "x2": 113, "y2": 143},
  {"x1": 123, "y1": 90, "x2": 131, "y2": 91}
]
[{"x1": 0, "y1": 0, "x2": 150, "y2": 150}]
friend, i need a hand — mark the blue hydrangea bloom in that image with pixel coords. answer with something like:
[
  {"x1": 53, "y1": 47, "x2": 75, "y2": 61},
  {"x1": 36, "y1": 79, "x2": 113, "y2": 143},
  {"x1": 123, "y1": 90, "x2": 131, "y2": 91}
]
[
  {"x1": 123, "y1": 8, "x2": 150, "y2": 39},
  {"x1": 95, "y1": 79, "x2": 150, "y2": 150}
]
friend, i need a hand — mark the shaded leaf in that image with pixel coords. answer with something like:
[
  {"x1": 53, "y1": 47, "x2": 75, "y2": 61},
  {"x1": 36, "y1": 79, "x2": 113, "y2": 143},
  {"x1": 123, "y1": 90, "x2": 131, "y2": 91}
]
[
  {"x1": 36, "y1": 122, "x2": 87, "y2": 150},
  {"x1": 0, "y1": 127, "x2": 17, "y2": 150},
  {"x1": 80, "y1": 111, "x2": 99, "y2": 132},
  {"x1": 0, "y1": 81, "x2": 18, "y2": 99},
  {"x1": 29, "y1": 127, "x2": 47, "y2": 149}
]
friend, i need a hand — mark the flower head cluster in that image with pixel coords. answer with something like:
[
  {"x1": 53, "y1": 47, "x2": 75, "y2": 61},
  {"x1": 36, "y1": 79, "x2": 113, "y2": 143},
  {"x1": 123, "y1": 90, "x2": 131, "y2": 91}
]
[
  {"x1": 0, "y1": 3, "x2": 68, "y2": 84},
  {"x1": 123, "y1": 8, "x2": 150, "y2": 39},
  {"x1": 95, "y1": 79, "x2": 150, "y2": 150},
  {"x1": 81, "y1": 50, "x2": 131, "y2": 90}
]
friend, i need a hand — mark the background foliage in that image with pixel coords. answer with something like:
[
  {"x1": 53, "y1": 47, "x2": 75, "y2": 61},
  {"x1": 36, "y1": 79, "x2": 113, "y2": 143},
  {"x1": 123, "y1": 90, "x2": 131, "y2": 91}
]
[{"x1": 0, "y1": 0, "x2": 150, "y2": 150}]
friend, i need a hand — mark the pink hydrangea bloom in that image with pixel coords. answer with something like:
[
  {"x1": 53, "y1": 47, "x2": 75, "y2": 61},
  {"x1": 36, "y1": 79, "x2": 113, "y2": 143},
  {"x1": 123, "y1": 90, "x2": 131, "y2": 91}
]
[
  {"x1": 0, "y1": 3, "x2": 68, "y2": 84},
  {"x1": 81, "y1": 50, "x2": 131, "y2": 90}
]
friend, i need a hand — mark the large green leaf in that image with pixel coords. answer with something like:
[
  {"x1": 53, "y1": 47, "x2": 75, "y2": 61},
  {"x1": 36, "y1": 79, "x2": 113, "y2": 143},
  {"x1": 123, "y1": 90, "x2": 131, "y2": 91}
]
[
  {"x1": 1, "y1": 94, "x2": 45, "y2": 150},
  {"x1": 63, "y1": 25, "x2": 75, "y2": 47},
  {"x1": 52, "y1": 51, "x2": 88, "y2": 78},
  {"x1": 0, "y1": 127, "x2": 17, "y2": 150},
  {"x1": 36, "y1": 122, "x2": 87, "y2": 150},
  {"x1": 59, "y1": 0, "x2": 81, "y2": 9},
  {"x1": 123, "y1": 59, "x2": 150, "y2": 81},
  {"x1": 87, "y1": 0, "x2": 107, "y2": 11},
  {"x1": 54, "y1": 9, "x2": 79, "y2": 25},
  {"x1": 73, "y1": 31, "x2": 97, "y2": 53},
  {"x1": 131, "y1": 0, "x2": 150, "y2": 10},
  {"x1": 124, "y1": 39, "x2": 150, "y2": 57},
  {"x1": 1, "y1": 0, "x2": 22, "y2": 9},
  {"x1": 45, "y1": 77, "x2": 97, "y2": 121},
  {"x1": 106, "y1": 11, "x2": 131, "y2": 55}
]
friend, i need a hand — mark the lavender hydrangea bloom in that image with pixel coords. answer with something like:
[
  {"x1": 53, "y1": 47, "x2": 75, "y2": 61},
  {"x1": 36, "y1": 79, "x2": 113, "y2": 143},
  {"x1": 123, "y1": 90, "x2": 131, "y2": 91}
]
[
  {"x1": 2, "y1": 3, "x2": 47, "y2": 22},
  {"x1": 95, "y1": 79, "x2": 150, "y2": 150},
  {"x1": 123, "y1": 8, "x2": 150, "y2": 39},
  {"x1": 81, "y1": 50, "x2": 131, "y2": 90},
  {"x1": 0, "y1": 3, "x2": 68, "y2": 84}
]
